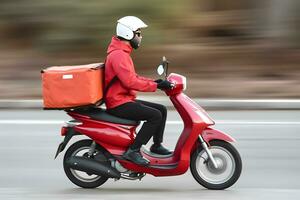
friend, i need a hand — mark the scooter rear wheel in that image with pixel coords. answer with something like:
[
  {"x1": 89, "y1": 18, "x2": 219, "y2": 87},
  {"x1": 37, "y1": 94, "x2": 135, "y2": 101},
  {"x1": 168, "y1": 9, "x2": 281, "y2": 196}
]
[
  {"x1": 63, "y1": 139, "x2": 109, "y2": 188},
  {"x1": 190, "y1": 140, "x2": 242, "y2": 190}
]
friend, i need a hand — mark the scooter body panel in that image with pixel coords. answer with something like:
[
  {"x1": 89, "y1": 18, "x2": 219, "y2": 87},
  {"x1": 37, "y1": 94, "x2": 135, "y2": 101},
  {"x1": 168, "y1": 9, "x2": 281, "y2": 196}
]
[
  {"x1": 68, "y1": 112, "x2": 136, "y2": 155},
  {"x1": 202, "y1": 128, "x2": 236, "y2": 143}
]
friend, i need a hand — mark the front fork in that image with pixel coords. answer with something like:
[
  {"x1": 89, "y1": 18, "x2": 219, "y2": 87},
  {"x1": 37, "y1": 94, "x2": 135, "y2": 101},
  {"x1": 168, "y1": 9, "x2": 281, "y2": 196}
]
[{"x1": 199, "y1": 135, "x2": 218, "y2": 169}]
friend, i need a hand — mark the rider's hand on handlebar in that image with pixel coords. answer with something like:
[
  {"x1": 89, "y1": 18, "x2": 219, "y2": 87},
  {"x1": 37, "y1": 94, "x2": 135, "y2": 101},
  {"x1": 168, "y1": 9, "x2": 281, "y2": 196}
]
[{"x1": 157, "y1": 80, "x2": 173, "y2": 90}]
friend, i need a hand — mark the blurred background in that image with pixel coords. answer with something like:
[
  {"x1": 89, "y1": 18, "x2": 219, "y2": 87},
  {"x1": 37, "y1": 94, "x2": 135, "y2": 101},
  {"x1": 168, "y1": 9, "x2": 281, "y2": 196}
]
[
  {"x1": 0, "y1": 0, "x2": 299, "y2": 99},
  {"x1": 1, "y1": 2, "x2": 300, "y2": 198}
]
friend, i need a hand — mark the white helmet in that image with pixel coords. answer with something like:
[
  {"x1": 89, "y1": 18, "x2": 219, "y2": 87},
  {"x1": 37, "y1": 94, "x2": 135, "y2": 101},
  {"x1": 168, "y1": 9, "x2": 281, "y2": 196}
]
[{"x1": 116, "y1": 16, "x2": 148, "y2": 40}]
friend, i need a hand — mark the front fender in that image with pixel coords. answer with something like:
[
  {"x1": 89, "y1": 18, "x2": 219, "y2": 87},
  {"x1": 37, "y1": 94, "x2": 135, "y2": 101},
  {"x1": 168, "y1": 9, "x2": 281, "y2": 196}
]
[{"x1": 201, "y1": 128, "x2": 236, "y2": 143}]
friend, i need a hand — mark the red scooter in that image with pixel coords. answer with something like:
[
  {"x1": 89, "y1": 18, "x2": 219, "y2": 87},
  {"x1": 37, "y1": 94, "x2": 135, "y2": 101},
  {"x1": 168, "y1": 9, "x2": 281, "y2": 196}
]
[{"x1": 55, "y1": 57, "x2": 242, "y2": 190}]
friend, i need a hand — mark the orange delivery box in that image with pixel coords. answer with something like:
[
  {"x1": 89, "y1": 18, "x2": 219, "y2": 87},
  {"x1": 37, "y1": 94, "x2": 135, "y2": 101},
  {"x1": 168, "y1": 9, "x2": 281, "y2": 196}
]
[{"x1": 41, "y1": 63, "x2": 104, "y2": 109}]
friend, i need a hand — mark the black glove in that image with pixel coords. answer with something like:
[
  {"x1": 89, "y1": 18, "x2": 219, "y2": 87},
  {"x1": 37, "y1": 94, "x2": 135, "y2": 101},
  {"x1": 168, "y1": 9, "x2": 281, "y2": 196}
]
[
  {"x1": 154, "y1": 79, "x2": 163, "y2": 83},
  {"x1": 157, "y1": 80, "x2": 173, "y2": 90}
]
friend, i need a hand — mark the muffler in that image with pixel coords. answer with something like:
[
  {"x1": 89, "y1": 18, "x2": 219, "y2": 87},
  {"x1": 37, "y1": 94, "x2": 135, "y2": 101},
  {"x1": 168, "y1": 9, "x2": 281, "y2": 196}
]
[{"x1": 65, "y1": 156, "x2": 121, "y2": 179}]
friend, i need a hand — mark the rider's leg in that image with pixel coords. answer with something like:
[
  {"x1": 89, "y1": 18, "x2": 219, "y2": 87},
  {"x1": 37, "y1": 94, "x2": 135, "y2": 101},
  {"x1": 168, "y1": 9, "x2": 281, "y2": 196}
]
[
  {"x1": 107, "y1": 101, "x2": 162, "y2": 165},
  {"x1": 136, "y1": 100, "x2": 172, "y2": 155},
  {"x1": 135, "y1": 100, "x2": 166, "y2": 144}
]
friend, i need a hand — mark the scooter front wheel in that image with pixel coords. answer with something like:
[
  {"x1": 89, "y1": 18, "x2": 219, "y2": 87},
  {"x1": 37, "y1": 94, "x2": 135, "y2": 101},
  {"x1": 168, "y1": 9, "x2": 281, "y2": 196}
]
[
  {"x1": 190, "y1": 140, "x2": 242, "y2": 190},
  {"x1": 63, "y1": 139, "x2": 109, "y2": 188}
]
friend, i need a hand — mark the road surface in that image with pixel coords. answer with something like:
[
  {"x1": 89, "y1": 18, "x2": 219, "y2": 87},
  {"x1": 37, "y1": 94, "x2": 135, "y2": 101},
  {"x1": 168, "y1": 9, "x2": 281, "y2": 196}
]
[{"x1": 0, "y1": 109, "x2": 300, "y2": 199}]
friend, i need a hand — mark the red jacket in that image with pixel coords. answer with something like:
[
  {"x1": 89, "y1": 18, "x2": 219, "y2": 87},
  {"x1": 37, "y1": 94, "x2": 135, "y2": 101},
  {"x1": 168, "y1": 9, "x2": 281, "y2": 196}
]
[{"x1": 104, "y1": 36, "x2": 157, "y2": 109}]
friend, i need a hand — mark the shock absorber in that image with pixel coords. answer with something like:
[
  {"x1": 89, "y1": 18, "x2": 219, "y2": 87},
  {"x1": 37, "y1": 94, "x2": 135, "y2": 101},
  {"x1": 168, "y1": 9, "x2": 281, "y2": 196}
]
[{"x1": 199, "y1": 136, "x2": 218, "y2": 169}]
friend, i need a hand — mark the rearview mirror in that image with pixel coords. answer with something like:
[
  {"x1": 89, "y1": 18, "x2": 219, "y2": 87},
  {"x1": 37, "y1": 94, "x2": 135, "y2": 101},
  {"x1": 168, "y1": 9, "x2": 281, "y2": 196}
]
[{"x1": 157, "y1": 64, "x2": 164, "y2": 76}]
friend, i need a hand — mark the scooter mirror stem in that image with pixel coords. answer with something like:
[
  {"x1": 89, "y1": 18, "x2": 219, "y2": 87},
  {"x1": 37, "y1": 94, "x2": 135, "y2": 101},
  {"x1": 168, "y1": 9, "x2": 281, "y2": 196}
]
[
  {"x1": 164, "y1": 62, "x2": 169, "y2": 80},
  {"x1": 162, "y1": 56, "x2": 169, "y2": 80}
]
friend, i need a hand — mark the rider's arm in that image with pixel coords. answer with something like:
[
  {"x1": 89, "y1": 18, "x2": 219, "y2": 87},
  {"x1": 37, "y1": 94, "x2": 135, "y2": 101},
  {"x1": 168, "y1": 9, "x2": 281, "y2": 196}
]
[
  {"x1": 136, "y1": 74, "x2": 154, "y2": 82},
  {"x1": 111, "y1": 51, "x2": 157, "y2": 92}
]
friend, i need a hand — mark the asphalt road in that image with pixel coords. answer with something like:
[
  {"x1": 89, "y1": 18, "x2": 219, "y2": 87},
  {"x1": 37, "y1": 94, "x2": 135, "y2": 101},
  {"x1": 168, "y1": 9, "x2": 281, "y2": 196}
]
[{"x1": 0, "y1": 109, "x2": 300, "y2": 200}]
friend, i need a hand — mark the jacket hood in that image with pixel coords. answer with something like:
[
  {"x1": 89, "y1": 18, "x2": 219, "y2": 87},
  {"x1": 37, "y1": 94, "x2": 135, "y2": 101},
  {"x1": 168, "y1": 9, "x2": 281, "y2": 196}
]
[{"x1": 107, "y1": 36, "x2": 133, "y2": 54}]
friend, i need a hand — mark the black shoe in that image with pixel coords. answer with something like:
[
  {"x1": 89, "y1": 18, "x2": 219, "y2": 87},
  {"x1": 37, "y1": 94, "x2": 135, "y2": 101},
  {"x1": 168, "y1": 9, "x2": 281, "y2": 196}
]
[
  {"x1": 123, "y1": 148, "x2": 150, "y2": 166},
  {"x1": 150, "y1": 144, "x2": 172, "y2": 155}
]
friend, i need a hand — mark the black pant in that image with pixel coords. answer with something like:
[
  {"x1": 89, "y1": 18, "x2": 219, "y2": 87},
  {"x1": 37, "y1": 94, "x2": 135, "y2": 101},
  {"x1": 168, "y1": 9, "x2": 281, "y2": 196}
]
[{"x1": 107, "y1": 100, "x2": 167, "y2": 149}]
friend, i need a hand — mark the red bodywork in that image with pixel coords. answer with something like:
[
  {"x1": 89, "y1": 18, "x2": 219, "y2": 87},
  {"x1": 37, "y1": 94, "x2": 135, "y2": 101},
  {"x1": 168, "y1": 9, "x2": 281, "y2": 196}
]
[{"x1": 65, "y1": 73, "x2": 236, "y2": 177}]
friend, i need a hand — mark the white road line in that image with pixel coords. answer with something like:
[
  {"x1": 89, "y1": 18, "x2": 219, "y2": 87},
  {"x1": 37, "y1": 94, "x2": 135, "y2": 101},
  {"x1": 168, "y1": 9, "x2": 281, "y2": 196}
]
[
  {"x1": 168, "y1": 121, "x2": 300, "y2": 125},
  {"x1": 0, "y1": 120, "x2": 300, "y2": 125},
  {"x1": 0, "y1": 120, "x2": 64, "y2": 124},
  {"x1": 217, "y1": 121, "x2": 300, "y2": 125}
]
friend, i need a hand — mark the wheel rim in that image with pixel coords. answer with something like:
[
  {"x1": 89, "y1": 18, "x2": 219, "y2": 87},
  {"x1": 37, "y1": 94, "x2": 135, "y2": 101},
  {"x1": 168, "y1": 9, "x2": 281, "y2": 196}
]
[
  {"x1": 195, "y1": 146, "x2": 236, "y2": 185},
  {"x1": 69, "y1": 147, "x2": 102, "y2": 183}
]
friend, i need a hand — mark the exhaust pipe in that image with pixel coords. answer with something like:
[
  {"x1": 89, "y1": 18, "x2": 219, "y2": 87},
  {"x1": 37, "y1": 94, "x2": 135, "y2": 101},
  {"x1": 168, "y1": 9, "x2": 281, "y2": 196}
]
[{"x1": 65, "y1": 156, "x2": 121, "y2": 179}]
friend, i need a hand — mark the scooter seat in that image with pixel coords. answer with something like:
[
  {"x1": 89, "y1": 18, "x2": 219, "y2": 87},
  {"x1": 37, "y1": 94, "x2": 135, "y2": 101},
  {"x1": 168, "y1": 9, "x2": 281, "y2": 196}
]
[{"x1": 72, "y1": 107, "x2": 139, "y2": 126}]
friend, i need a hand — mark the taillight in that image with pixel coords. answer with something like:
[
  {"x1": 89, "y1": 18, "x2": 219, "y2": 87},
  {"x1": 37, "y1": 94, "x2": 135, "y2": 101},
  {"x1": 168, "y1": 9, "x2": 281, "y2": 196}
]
[
  {"x1": 61, "y1": 120, "x2": 82, "y2": 136},
  {"x1": 61, "y1": 127, "x2": 68, "y2": 136}
]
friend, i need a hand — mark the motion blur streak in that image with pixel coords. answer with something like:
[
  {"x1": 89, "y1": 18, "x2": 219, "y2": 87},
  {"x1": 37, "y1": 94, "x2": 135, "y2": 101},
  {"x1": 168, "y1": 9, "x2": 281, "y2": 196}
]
[{"x1": 0, "y1": 0, "x2": 299, "y2": 99}]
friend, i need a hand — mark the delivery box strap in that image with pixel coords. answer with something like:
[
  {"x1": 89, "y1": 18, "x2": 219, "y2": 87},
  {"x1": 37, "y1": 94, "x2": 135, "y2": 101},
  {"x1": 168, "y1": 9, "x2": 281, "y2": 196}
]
[{"x1": 96, "y1": 76, "x2": 118, "y2": 106}]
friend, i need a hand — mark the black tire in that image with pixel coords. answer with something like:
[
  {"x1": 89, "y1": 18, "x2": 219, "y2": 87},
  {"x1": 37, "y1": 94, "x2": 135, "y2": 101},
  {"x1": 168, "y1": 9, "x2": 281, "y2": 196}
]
[
  {"x1": 63, "y1": 139, "x2": 109, "y2": 188},
  {"x1": 190, "y1": 140, "x2": 242, "y2": 190}
]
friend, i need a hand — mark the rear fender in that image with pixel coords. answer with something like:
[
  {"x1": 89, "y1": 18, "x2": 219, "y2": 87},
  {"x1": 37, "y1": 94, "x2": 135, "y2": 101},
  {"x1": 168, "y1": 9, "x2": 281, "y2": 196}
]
[
  {"x1": 201, "y1": 128, "x2": 236, "y2": 143},
  {"x1": 54, "y1": 127, "x2": 80, "y2": 159}
]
